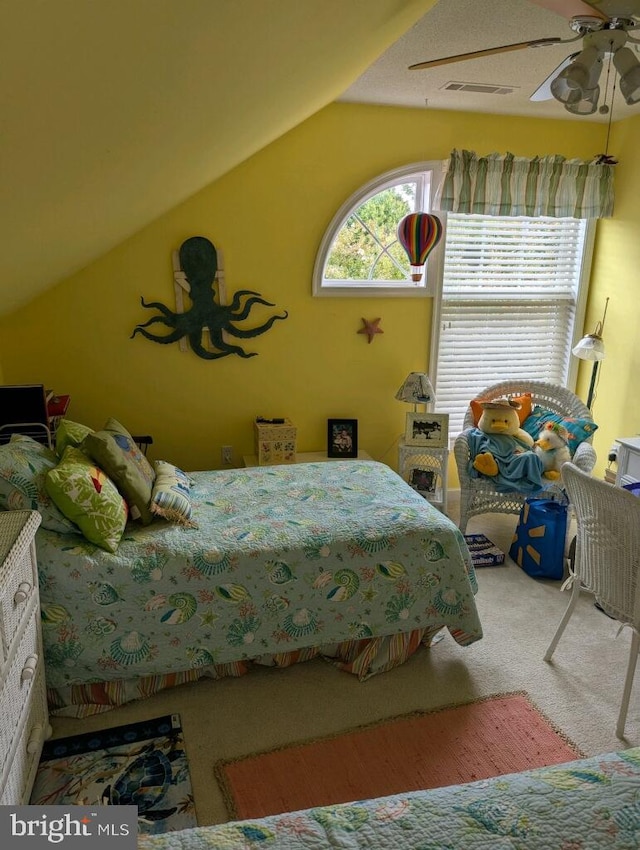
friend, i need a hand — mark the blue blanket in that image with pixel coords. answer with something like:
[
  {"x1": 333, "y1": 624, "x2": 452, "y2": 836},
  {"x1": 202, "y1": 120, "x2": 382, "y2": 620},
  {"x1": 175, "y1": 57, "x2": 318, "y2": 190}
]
[{"x1": 467, "y1": 428, "x2": 545, "y2": 493}]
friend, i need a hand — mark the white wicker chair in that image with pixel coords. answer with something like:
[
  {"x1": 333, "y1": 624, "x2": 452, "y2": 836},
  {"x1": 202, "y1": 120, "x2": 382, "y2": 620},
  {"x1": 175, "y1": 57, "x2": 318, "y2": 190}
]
[
  {"x1": 544, "y1": 463, "x2": 640, "y2": 738},
  {"x1": 454, "y1": 380, "x2": 597, "y2": 533}
]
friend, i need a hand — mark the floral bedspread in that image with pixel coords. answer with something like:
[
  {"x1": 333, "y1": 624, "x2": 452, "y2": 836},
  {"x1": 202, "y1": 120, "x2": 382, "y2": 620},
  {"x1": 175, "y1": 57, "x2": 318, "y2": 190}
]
[
  {"x1": 35, "y1": 461, "x2": 481, "y2": 691},
  {"x1": 139, "y1": 747, "x2": 640, "y2": 850}
]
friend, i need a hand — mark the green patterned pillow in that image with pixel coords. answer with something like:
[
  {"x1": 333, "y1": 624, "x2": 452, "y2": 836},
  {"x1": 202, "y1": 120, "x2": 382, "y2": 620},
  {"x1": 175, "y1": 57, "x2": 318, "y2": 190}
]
[
  {"x1": 82, "y1": 418, "x2": 155, "y2": 525},
  {"x1": 45, "y1": 446, "x2": 128, "y2": 552},
  {"x1": 150, "y1": 460, "x2": 197, "y2": 528},
  {"x1": 0, "y1": 435, "x2": 78, "y2": 534},
  {"x1": 55, "y1": 419, "x2": 94, "y2": 457}
]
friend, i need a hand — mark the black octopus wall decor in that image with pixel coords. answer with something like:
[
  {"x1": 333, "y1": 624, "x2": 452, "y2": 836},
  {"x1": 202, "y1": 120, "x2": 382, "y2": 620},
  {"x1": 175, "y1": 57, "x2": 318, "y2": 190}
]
[{"x1": 131, "y1": 236, "x2": 288, "y2": 359}]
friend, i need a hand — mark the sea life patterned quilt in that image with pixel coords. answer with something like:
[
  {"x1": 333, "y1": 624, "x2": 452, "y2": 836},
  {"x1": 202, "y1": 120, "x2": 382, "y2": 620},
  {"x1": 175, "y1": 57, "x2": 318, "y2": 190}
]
[
  {"x1": 139, "y1": 747, "x2": 640, "y2": 850},
  {"x1": 35, "y1": 461, "x2": 481, "y2": 692}
]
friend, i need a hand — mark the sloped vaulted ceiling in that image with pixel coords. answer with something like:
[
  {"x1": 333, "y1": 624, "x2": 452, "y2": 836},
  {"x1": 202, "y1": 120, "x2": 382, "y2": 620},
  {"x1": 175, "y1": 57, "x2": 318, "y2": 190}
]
[{"x1": 0, "y1": 0, "x2": 433, "y2": 316}]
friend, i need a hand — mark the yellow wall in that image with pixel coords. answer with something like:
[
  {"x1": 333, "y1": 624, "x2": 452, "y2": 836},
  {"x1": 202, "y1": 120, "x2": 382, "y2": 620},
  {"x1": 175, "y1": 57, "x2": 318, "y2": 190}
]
[
  {"x1": 0, "y1": 103, "x2": 608, "y2": 472},
  {"x1": 580, "y1": 112, "x2": 640, "y2": 471}
]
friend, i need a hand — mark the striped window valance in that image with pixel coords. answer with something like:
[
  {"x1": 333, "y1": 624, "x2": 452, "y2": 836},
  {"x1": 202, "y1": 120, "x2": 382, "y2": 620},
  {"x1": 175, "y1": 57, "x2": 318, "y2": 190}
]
[{"x1": 439, "y1": 149, "x2": 614, "y2": 219}]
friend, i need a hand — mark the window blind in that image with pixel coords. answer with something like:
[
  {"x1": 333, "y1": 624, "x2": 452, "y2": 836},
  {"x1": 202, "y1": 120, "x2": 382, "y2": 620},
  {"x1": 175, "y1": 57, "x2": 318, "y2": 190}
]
[{"x1": 434, "y1": 214, "x2": 588, "y2": 437}]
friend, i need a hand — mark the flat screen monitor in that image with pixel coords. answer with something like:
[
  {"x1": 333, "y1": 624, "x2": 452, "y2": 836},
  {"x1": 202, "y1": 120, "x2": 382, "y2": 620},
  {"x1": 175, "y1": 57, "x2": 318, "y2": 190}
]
[{"x1": 0, "y1": 384, "x2": 51, "y2": 446}]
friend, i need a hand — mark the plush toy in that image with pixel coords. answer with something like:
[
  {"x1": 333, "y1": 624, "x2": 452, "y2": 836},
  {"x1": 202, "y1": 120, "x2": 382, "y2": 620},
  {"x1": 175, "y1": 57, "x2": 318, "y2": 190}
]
[
  {"x1": 467, "y1": 398, "x2": 545, "y2": 493},
  {"x1": 534, "y1": 421, "x2": 571, "y2": 480},
  {"x1": 472, "y1": 399, "x2": 534, "y2": 477}
]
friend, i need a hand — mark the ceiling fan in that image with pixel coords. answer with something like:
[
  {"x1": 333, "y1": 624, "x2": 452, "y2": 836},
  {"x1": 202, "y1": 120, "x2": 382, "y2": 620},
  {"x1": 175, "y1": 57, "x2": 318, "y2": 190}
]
[{"x1": 409, "y1": 0, "x2": 640, "y2": 115}]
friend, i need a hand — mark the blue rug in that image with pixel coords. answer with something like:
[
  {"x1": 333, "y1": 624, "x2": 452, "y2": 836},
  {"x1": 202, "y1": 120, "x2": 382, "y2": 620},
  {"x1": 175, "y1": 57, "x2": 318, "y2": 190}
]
[{"x1": 30, "y1": 713, "x2": 196, "y2": 835}]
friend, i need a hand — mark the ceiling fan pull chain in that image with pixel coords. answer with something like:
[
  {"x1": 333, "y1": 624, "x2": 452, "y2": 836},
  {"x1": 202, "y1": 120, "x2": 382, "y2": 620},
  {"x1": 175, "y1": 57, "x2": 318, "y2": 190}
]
[{"x1": 603, "y1": 61, "x2": 616, "y2": 153}]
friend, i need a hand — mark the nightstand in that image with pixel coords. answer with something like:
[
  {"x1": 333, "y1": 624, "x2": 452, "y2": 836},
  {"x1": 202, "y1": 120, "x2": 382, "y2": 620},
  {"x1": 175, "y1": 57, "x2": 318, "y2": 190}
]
[
  {"x1": 398, "y1": 441, "x2": 448, "y2": 513},
  {"x1": 615, "y1": 437, "x2": 640, "y2": 488}
]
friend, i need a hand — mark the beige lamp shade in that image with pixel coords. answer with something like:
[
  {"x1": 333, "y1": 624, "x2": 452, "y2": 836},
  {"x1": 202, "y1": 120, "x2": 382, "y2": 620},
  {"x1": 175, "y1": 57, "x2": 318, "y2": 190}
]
[{"x1": 395, "y1": 372, "x2": 435, "y2": 408}]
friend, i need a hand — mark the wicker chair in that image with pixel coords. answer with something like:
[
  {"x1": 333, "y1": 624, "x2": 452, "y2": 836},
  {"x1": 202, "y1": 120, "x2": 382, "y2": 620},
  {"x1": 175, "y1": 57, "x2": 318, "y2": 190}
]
[
  {"x1": 544, "y1": 463, "x2": 640, "y2": 738},
  {"x1": 454, "y1": 380, "x2": 597, "y2": 533}
]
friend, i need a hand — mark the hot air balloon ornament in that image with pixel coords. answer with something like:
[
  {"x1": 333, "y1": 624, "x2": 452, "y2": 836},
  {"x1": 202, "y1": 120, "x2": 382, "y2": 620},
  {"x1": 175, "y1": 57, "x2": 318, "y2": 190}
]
[{"x1": 397, "y1": 213, "x2": 443, "y2": 282}]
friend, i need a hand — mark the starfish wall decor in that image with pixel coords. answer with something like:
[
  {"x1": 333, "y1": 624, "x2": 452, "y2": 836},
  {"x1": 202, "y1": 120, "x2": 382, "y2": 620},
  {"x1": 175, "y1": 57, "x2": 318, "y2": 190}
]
[{"x1": 358, "y1": 317, "x2": 383, "y2": 344}]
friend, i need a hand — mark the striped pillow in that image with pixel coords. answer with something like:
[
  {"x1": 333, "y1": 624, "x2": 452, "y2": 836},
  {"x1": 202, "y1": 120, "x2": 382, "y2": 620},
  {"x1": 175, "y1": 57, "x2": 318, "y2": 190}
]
[{"x1": 150, "y1": 460, "x2": 197, "y2": 528}]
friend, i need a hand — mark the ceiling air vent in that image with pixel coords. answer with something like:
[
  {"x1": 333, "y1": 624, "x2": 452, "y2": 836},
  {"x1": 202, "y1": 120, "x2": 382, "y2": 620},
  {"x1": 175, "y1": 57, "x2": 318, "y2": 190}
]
[{"x1": 442, "y1": 81, "x2": 516, "y2": 95}]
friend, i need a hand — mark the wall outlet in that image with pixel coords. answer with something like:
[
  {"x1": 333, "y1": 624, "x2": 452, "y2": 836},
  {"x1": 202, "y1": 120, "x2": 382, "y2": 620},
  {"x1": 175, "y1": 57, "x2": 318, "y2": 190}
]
[{"x1": 221, "y1": 445, "x2": 233, "y2": 465}]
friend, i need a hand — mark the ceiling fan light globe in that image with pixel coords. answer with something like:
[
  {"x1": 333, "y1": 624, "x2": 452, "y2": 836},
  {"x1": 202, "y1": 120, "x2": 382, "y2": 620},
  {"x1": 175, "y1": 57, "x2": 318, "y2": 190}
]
[
  {"x1": 550, "y1": 43, "x2": 604, "y2": 108},
  {"x1": 614, "y1": 49, "x2": 640, "y2": 104},
  {"x1": 620, "y1": 74, "x2": 640, "y2": 104},
  {"x1": 565, "y1": 85, "x2": 600, "y2": 114},
  {"x1": 551, "y1": 74, "x2": 585, "y2": 104},
  {"x1": 567, "y1": 44, "x2": 602, "y2": 82},
  {"x1": 612, "y1": 46, "x2": 639, "y2": 79},
  {"x1": 565, "y1": 64, "x2": 591, "y2": 90}
]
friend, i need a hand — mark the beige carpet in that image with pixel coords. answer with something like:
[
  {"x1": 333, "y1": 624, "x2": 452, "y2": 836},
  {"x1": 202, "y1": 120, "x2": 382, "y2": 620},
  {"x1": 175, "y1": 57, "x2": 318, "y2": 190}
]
[{"x1": 49, "y1": 492, "x2": 640, "y2": 827}]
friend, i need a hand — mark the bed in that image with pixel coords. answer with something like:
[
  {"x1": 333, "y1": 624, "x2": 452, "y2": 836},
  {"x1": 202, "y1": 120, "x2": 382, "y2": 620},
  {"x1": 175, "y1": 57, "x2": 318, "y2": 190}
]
[
  {"x1": 0, "y1": 430, "x2": 482, "y2": 717},
  {"x1": 138, "y1": 747, "x2": 640, "y2": 850}
]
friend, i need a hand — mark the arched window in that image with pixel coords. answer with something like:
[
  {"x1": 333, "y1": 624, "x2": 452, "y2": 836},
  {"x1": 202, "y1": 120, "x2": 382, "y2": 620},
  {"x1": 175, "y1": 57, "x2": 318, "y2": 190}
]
[
  {"x1": 312, "y1": 162, "x2": 443, "y2": 297},
  {"x1": 314, "y1": 160, "x2": 594, "y2": 436}
]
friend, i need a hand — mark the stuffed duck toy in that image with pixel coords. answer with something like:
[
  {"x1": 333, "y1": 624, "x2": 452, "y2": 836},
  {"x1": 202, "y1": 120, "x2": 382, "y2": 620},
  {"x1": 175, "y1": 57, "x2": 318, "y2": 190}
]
[
  {"x1": 467, "y1": 398, "x2": 545, "y2": 493},
  {"x1": 533, "y1": 421, "x2": 571, "y2": 481}
]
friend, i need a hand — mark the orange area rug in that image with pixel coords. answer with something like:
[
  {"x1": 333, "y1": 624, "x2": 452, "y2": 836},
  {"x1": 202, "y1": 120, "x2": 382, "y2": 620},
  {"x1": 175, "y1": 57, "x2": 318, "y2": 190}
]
[{"x1": 215, "y1": 691, "x2": 582, "y2": 819}]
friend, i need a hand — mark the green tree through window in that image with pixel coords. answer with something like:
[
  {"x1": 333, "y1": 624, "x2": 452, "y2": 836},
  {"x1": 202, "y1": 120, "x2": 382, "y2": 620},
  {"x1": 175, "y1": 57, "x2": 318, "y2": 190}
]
[
  {"x1": 326, "y1": 185, "x2": 415, "y2": 281},
  {"x1": 313, "y1": 162, "x2": 441, "y2": 297}
]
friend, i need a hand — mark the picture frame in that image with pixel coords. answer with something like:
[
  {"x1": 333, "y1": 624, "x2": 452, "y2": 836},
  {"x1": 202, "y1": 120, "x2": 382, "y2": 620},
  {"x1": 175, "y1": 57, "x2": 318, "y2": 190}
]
[
  {"x1": 409, "y1": 467, "x2": 436, "y2": 495},
  {"x1": 404, "y1": 412, "x2": 449, "y2": 448},
  {"x1": 327, "y1": 418, "x2": 358, "y2": 458}
]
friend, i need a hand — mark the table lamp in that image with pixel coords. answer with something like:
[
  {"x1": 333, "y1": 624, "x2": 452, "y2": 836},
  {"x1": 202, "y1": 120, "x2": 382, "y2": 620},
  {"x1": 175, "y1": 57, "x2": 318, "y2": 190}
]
[
  {"x1": 572, "y1": 297, "x2": 608, "y2": 410},
  {"x1": 395, "y1": 372, "x2": 436, "y2": 411}
]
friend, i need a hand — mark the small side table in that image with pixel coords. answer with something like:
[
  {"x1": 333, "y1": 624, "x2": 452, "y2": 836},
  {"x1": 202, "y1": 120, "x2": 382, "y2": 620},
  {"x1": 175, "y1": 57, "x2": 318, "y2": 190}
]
[{"x1": 398, "y1": 441, "x2": 448, "y2": 513}]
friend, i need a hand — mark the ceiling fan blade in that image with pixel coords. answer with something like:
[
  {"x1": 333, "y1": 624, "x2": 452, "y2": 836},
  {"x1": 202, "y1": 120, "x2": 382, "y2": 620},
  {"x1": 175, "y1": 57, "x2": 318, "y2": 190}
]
[
  {"x1": 532, "y1": 0, "x2": 640, "y2": 18},
  {"x1": 408, "y1": 38, "x2": 562, "y2": 71},
  {"x1": 578, "y1": 0, "x2": 640, "y2": 17},
  {"x1": 528, "y1": 0, "x2": 608, "y2": 20},
  {"x1": 530, "y1": 52, "x2": 580, "y2": 100}
]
